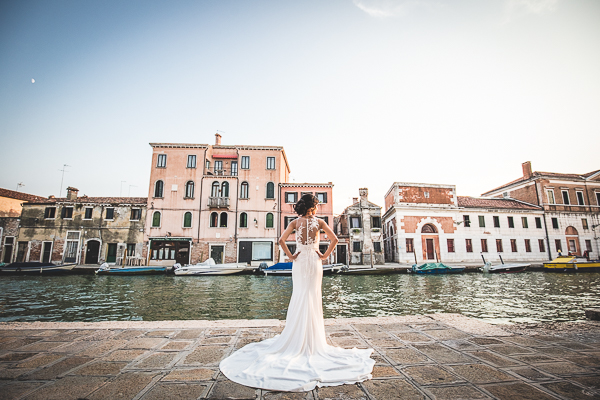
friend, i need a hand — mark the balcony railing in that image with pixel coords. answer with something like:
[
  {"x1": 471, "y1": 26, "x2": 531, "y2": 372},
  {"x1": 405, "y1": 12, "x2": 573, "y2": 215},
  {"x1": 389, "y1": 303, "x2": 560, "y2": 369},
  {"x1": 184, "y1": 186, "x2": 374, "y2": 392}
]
[
  {"x1": 208, "y1": 197, "x2": 230, "y2": 208},
  {"x1": 206, "y1": 167, "x2": 238, "y2": 176}
]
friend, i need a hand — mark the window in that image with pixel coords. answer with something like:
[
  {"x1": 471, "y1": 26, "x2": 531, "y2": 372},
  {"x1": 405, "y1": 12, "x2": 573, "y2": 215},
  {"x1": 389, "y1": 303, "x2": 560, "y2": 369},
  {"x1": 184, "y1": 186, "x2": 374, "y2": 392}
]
[
  {"x1": 127, "y1": 243, "x2": 136, "y2": 258},
  {"x1": 240, "y1": 182, "x2": 249, "y2": 199},
  {"x1": 154, "y1": 180, "x2": 164, "y2": 198},
  {"x1": 552, "y1": 218, "x2": 559, "y2": 229},
  {"x1": 185, "y1": 181, "x2": 194, "y2": 198},
  {"x1": 84, "y1": 208, "x2": 93, "y2": 220},
  {"x1": 221, "y1": 182, "x2": 229, "y2": 197},
  {"x1": 106, "y1": 208, "x2": 114, "y2": 220},
  {"x1": 496, "y1": 239, "x2": 503, "y2": 252},
  {"x1": 241, "y1": 156, "x2": 250, "y2": 169},
  {"x1": 539, "y1": 239, "x2": 546, "y2": 252},
  {"x1": 576, "y1": 191, "x2": 585, "y2": 205},
  {"x1": 211, "y1": 182, "x2": 220, "y2": 197},
  {"x1": 350, "y1": 216, "x2": 362, "y2": 228},
  {"x1": 284, "y1": 216, "x2": 297, "y2": 228},
  {"x1": 447, "y1": 239, "x2": 455, "y2": 253},
  {"x1": 61, "y1": 207, "x2": 73, "y2": 219},
  {"x1": 372, "y1": 216, "x2": 381, "y2": 228},
  {"x1": 130, "y1": 209, "x2": 141, "y2": 221},
  {"x1": 231, "y1": 161, "x2": 238, "y2": 176},
  {"x1": 183, "y1": 212, "x2": 192, "y2": 228},
  {"x1": 597, "y1": 192, "x2": 600, "y2": 206},
  {"x1": 374, "y1": 242, "x2": 382, "y2": 252},
  {"x1": 318, "y1": 216, "x2": 329, "y2": 225},
  {"x1": 535, "y1": 217, "x2": 542, "y2": 229},
  {"x1": 586, "y1": 240, "x2": 592, "y2": 252},
  {"x1": 214, "y1": 160, "x2": 223, "y2": 174},
  {"x1": 406, "y1": 239, "x2": 414, "y2": 253},
  {"x1": 187, "y1": 155, "x2": 196, "y2": 168},
  {"x1": 493, "y1": 216, "x2": 500, "y2": 228},
  {"x1": 508, "y1": 217, "x2": 514, "y2": 228},
  {"x1": 266, "y1": 157, "x2": 275, "y2": 169},
  {"x1": 424, "y1": 191, "x2": 429, "y2": 198},
  {"x1": 463, "y1": 215, "x2": 471, "y2": 227},
  {"x1": 210, "y1": 212, "x2": 218, "y2": 227},
  {"x1": 240, "y1": 212, "x2": 248, "y2": 228},
  {"x1": 266, "y1": 182, "x2": 275, "y2": 199},
  {"x1": 525, "y1": 239, "x2": 531, "y2": 252},
  {"x1": 252, "y1": 242, "x2": 273, "y2": 261},
  {"x1": 316, "y1": 192, "x2": 327, "y2": 203},
  {"x1": 561, "y1": 190, "x2": 570, "y2": 205},
  {"x1": 206, "y1": 160, "x2": 210, "y2": 171},
  {"x1": 555, "y1": 239, "x2": 562, "y2": 252},
  {"x1": 547, "y1": 189, "x2": 555, "y2": 204},
  {"x1": 582, "y1": 219, "x2": 589, "y2": 230},
  {"x1": 353, "y1": 242, "x2": 362, "y2": 252},
  {"x1": 157, "y1": 154, "x2": 166, "y2": 168},
  {"x1": 481, "y1": 239, "x2": 488, "y2": 253},
  {"x1": 152, "y1": 211, "x2": 160, "y2": 227},
  {"x1": 220, "y1": 212, "x2": 228, "y2": 227},
  {"x1": 466, "y1": 239, "x2": 473, "y2": 253},
  {"x1": 478, "y1": 216, "x2": 485, "y2": 227},
  {"x1": 285, "y1": 192, "x2": 297, "y2": 203},
  {"x1": 266, "y1": 213, "x2": 274, "y2": 228},
  {"x1": 521, "y1": 217, "x2": 528, "y2": 228},
  {"x1": 44, "y1": 207, "x2": 56, "y2": 219},
  {"x1": 510, "y1": 239, "x2": 517, "y2": 252}
]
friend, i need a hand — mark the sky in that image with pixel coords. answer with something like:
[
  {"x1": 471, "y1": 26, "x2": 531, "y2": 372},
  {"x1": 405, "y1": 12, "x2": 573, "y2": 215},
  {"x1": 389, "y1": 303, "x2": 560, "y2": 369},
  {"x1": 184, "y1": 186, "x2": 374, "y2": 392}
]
[{"x1": 1, "y1": 0, "x2": 599, "y2": 213}]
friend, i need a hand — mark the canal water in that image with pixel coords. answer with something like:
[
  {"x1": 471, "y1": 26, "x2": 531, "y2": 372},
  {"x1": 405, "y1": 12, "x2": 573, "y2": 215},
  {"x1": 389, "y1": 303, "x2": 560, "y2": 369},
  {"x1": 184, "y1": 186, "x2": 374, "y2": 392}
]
[{"x1": 1, "y1": 272, "x2": 599, "y2": 324}]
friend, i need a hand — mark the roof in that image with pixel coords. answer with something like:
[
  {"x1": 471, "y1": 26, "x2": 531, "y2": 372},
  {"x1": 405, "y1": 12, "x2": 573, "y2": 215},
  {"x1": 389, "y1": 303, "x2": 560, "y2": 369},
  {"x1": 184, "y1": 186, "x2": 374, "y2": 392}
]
[
  {"x1": 27, "y1": 196, "x2": 148, "y2": 206},
  {"x1": 482, "y1": 169, "x2": 600, "y2": 196},
  {"x1": 280, "y1": 182, "x2": 333, "y2": 188},
  {"x1": 458, "y1": 196, "x2": 541, "y2": 210},
  {"x1": 0, "y1": 188, "x2": 46, "y2": 202}
]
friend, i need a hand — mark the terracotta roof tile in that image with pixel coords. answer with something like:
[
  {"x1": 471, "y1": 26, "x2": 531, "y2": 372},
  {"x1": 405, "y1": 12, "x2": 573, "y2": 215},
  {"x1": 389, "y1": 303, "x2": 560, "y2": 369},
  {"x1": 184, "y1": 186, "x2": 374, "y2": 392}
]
[
  {"x1": 482, "y1": 169, "x2": 600, "y2": 195},
  {"x1": 0, "y1": 188, "x2": 46, "y2": 202},
  {"x1": 28, "y1": 196, "x2": 148, "y2": 205},
  {"x1": 458, "y1": 196, "x2": 541, "y2": 210}
]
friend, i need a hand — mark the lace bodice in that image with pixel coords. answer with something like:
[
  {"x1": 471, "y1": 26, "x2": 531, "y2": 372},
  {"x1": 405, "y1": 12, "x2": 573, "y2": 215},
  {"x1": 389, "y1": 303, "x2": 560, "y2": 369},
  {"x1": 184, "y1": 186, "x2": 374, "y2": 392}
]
[{"x1": 296, "y1": 216, "x2": 320, "y2": 247}]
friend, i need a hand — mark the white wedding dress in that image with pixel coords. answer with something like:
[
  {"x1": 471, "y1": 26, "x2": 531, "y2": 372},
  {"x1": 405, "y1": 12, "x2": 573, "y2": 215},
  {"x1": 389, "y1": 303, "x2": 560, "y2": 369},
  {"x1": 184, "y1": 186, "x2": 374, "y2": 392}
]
[{"x1": 220, "y1": 216, "x2": 375, "y2": 392}]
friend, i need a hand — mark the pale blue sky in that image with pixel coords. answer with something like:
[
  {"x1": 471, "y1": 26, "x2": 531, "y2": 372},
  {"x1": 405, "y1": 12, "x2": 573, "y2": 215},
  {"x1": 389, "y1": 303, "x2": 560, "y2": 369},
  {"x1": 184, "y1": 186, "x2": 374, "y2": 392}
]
[{"x1": 1, "y1": 0, "x2": 599, "y2": 213}]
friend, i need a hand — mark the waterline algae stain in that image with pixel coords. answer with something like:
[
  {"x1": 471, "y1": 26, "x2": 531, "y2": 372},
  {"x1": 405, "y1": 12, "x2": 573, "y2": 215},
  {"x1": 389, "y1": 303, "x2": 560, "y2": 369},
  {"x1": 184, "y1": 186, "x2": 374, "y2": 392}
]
[{"x1": 1, "y1": 273, "x2": 599, "y2": 323}]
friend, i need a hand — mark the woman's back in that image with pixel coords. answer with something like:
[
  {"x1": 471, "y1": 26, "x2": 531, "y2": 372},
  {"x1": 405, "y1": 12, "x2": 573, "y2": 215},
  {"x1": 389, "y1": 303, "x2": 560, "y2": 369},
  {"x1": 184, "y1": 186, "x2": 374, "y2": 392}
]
[{"x1": 295, "y1": 216, "x2": 320, "y2": 247}]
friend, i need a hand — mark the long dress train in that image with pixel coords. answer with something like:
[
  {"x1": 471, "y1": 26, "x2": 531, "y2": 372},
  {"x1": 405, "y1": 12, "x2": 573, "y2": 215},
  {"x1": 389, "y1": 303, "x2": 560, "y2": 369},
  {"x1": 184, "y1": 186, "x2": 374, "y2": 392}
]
[{"x1": 219, "y1": 216, "x2": 375, "y2": 392}]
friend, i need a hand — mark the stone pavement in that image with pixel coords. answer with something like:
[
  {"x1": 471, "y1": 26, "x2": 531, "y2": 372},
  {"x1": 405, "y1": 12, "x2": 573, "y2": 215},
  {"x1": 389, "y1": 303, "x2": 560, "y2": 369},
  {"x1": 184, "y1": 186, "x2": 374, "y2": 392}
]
[{"x1": 0, "y1": 314, "x2": 599, "y2": 400}]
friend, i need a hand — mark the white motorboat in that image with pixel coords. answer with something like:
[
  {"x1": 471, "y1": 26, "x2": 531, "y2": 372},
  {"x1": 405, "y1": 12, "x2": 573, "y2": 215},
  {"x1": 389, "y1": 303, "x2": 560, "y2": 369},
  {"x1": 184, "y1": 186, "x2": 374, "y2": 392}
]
[
  {"x1": 481, "y1": 261, "x2": 530, "y2": 273},
  {"x1": 173, "y1": 258, "x2": 248, "y2": 276}
]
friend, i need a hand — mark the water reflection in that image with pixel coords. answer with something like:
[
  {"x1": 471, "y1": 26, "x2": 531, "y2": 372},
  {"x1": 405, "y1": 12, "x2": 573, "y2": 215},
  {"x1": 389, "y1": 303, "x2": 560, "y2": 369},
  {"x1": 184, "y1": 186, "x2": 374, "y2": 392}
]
[{"x1": 1, "y1": 272, "x2": 599, "y2": 324}]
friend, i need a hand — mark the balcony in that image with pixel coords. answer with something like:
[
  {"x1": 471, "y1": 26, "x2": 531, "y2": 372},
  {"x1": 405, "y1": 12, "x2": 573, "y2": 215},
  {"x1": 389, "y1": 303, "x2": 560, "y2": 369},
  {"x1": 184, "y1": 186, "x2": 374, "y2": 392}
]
[
  {"x1": 205, "y1": 167, "x2": 238, "y2": 177},
  {"x1": 208, "y1": 197, "x2": 230, "y2": 208}
]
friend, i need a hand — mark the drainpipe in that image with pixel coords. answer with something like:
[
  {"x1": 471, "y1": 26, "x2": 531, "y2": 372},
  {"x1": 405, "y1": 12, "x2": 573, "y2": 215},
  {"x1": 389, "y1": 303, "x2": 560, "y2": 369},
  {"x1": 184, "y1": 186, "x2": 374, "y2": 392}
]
[
  {"x1": 234, "y1": 147, "x2": 240, "y2": 262},
  {"x1": 535, "y1": 180, "x2": 552, "y2": 261},
  {"x1": 196, "y1": 147, "x2": 208, "y2": 262}
]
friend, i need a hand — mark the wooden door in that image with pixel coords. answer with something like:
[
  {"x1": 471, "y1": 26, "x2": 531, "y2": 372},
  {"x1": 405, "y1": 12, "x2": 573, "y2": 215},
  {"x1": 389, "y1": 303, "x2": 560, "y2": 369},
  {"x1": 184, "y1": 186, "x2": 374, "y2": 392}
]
[
  {"x1": 42, "y1": 242, "x2": 52, "y2": 263},
  {"x1": 211, "y1": 245, "x2": 224, "y2": 264},
  {"x1": 336, "y1": 245, "x2": 347, "y2": 265},
  {"x1": 106, "y1": 243, "x2": 117, "y2": 263},
  {"x1": 85, "y1": 240, "x2": 100, "y2": 264},
  {"x1": 426, "y1": 239, "x2": 435, "y2": 260}
]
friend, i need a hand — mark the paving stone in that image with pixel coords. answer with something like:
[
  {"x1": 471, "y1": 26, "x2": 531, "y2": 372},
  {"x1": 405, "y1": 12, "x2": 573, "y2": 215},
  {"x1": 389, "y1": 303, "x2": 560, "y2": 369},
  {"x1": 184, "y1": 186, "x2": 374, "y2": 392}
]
[
  {"x1": 330, "y1": 332, "x2": 358, "y2": 338},
  {"x1": 21, "y1": 375, "x2": 107, "y2": 400},
  {"x1": 206, "y1": 328, "x2": 238, "y2": 336},
  {"x1": 504, "y1": 335, "x2": 547, "y2": 347},
  {"x1": 203, "y1": 335, "x2": 235, "y2": 345},
  {"x1": 468, "y1": 337, "x2": 505, "y2": 346},
  {"x1": 23, "y1": 356, "x2": 93, "y2": 379},
  {"x1": 183, "y1": 345, "x2": 227, "y2": 366},
  {"x1": 570, "y1": 376, "x2": 600, "y2": 391},
  {"x1": 16, "y1": 353, "x2": 63, "y2": 369},
  {"x1": 533, "y1": 361, "x2": 591, "y2": 376},
  {"x1": 410, "y1": 323, "x2": 445, "y2": 330},
  {"x1": 448, "y1": 364, "x2": 515, "y2": 384},
  {"x1": 102, "y1": 349, "x2": 147, "y2": 361},
  {"x1": 263, "y1": 390, "x2": 315, "y2": 399},
  {"x1": 173, "y1": 329, "x2": 205, "y2": 339},
  {"x1": 564, "y1": 354, "x2": 600, "y2": 367},
  {"x1": 208, "y1": 378, "x2": 258, "y2": 399},
  {"x1": 19, "y1": 341, "x2": 68, "y2": 352},
  {"x1": 0, "y1": 381, "x2": 44, "y2": 399},
  {"x1": 442, "y1": 339, "x2": 482, "y2": 351},
  {"x1": 510, "y1": 353, "x2": 558, "y2": 363},
  {"x1": 542, "y1": 381, "x2": 599, "y2": 400},
  {"x1": 370, "y1": 352, "x2": 389, "y2": 365},
  {"x1": 384, "y1": 348, "x2": 430, "y2": 365},
  {"x1": 133, "y1": 352, "x2": 177, "y2": 369},
  {"x1": 0, "y1": 338, "x2": 39, "y2": 351},
  {"x1": 123, "y1": 337, "x2": 165, "y2": 349},
  {"x1": 394, "y1": 332, "x2": 434, "y2": 343},
  {"x1": 368, "y1": 338, "x2": 404, "y2": 348},
  {"x1": 486, "y1": 344, "x2": 535, "y2": 356},
  {"x1": 413, "y1": 344, "x2": 475, "y2": 364},
  {"x1": 559, "y1": 342, "x2": 596, "y2": 351},
  {"x1": 236, "y1": 337, "x2": 265, "y2": 350},
  {"x1": 0, "y1": 366, "x2": 33, "y2": 379},
  {"x1": 142, "y1": 382, "x2": 208, "y2": 400},
  {"x1": 508, "y1": 366, "x2": 554, "y2": 381},
  {"x1": 483, "y1": 382, "x2": 558, "y2": 400},
  {"x1": 422, "y1": 329, "x2": 470, "y2": 341},
  {"x1": 163, "y1": 367, "x2": 217, "y2": 381},
  {"x1": 354, "y1": 324, "x2": 385, "y2": 336},
  {"x1": 85, "y1": 329, "x2": 119, "y2": 341},
  {"x1": 78, "y1": 339, "x2": 127, "y2": 357},
  {"x1": 425, "y1": 385, "x2": 491, "y2": 400},
  {"x1": 372, "y1": 365, "x2": 401, "y2": 378},
  {"x1": 52, "y1": 340, "x2": 95, "y2": 354},
  {"x1": 46, "y1": 331, "x2": 93, "y2": 342},
  {"x1": 145, "y1": 330, "x2": 175, "y2": 337},
  {"x1": 112, "y1": 329, "x2": 145, "y2": 340},
  {"x1": 532, "y1": 335, "x2": 570, "y2": 343},
  {"x1": 316, "y1": 383, "x2": 367, "y2": 399},
  {"x1": 161, "y1": 340, "x2": 192, "y2": 350},
  {"x1": 468, "y1": 350, "x2": 521, "y2": 367},
  {"x1": 70, "y1": 361, "x2": 127, "y2": 375},
  {"x1": 402, "y1": 365, "x2": 462, "y2": 385},
  {"x1": 332, "y1": 338, "x2": 369, "y2": 349},
  {"x1": 0, "y1": 352, "x2": 38, "y2": 362},
  {"x1": 87, "y1": 371, "x2": 159, "y2": 400},
  {"x1": 362, "y1": 378, "x2": 425, "y2": 399},
  {"x1": 380, "y1": 323, "x2": 412, "y2": 333}
]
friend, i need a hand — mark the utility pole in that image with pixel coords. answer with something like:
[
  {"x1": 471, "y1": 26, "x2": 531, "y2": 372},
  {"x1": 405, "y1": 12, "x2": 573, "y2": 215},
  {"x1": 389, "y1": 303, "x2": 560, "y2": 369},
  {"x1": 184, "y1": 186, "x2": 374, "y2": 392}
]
[{"x1": 59, "y1": 164, "x2": 71, "y2": 197}]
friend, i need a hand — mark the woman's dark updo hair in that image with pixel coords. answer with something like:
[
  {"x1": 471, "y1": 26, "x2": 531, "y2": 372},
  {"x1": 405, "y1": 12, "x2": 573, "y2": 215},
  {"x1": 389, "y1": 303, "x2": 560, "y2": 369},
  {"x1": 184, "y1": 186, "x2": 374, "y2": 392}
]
[{"x1": 294, "y1": 194, "x2": 319, "y2": 216}]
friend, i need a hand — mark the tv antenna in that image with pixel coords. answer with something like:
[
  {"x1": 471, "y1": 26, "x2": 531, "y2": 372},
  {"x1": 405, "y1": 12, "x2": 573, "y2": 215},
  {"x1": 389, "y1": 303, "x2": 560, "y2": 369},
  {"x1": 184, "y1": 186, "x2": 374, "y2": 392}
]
[{"x1": 59, "y1": 164, "x2": 71, "y2": 197}]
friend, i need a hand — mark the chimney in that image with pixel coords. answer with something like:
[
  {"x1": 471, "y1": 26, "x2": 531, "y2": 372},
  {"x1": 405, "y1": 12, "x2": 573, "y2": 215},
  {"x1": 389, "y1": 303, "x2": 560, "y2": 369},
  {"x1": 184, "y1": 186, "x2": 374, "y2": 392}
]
[
  {"x1": 522, "y1": 161, "x2": 532, "y2": 178},
  {"x1": 359, "y1": 188, "x2": 368, "y2": 200},
  {"x1": 352, "y1": 197, "x2": 358, "y2": 203},
  {"x1": 215, "y1": 133, "x2": 222, "y2": 146},
  {"x1": 66, "y1": 187, "x2": 79, "y2": 201}
]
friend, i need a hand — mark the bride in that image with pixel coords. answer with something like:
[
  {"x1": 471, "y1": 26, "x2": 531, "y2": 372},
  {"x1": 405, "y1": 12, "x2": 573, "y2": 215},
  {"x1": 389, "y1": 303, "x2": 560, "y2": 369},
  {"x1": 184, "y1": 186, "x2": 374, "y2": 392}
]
[{"x1": 219, "y1": 194, "x2": 375, "y2": 392}]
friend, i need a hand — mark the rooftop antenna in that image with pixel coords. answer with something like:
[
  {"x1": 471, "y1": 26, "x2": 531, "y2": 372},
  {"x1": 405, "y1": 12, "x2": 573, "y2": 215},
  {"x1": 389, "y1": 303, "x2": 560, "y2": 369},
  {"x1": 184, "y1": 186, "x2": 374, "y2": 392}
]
[
  {"x1": 16, "y1": 182, "x2": 25, "y2": 192},
  {"x1": 59, "y1": 164, "x2": 71, "y2": 197}
]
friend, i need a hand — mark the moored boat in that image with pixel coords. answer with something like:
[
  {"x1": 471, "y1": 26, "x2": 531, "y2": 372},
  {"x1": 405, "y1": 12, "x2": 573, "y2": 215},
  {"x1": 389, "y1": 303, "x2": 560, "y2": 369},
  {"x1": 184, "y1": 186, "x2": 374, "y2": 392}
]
[
  {"x1": 95, "y1": 263, "x2": 167, "y2": 275},
  {"x1": 543, "y1": 256, "x2": 600, "y2": 272},
  {"x1": 0, "y1": 262, "x2": 76, "y2": 275},
  {"x1": 336, "y1": 265, "x2": 397, "y2": 275},
  {"x1": 481, "y1": 262, "x2": 530, "y2": 273},
  {"x1": 173, "y1": 259, "x2": 248, "y2": 276},
  {"x1": 411, "y1": 263, "x2": 465, "y2": 274},
  {"x1": 261, "y1": 262, "x2": 338, "y2": 276}
]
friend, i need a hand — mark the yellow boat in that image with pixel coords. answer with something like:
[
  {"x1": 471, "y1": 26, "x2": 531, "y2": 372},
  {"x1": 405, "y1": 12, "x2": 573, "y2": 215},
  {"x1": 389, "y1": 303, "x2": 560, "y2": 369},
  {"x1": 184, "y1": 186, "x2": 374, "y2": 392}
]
[{"x1": 543, "y1": 256, "x2": 600, "y2": 272}]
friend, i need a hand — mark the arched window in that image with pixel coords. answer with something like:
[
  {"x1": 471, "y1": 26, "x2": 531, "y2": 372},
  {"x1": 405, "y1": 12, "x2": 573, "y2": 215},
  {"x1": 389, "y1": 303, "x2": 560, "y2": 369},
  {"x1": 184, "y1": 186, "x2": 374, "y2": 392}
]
[
  {"x1": 221, "y1": 181, "x2": 229, "y2": 197},
  {"x1": 239, "y1": 212, "x2": 248, "y2": 228},
  {"x1": 211, "y1": 182, "x2": 220, "y2": 197},
  {"x1": 183, "y1": 212, "x2": 192, "y2": 228},
  {"x1": 152, "y1": 211, "x2": 161, "y2": 227},
  {"x1": 266, "y1": 212, "x2": 274, "y2": 228},
  {"x1": 154, "y1": 180, "x2": 164, "y2": 198},
  {"x1": 240, "y1": 181, "x2": 249, "y2": 199},
  {"x1": 210, "y1": 212, "x2": 218, "y2": 227},
  {"x1": 421, "y1": 224, "x2": 437, "y2": 233},
  {"x1": 220, "y1": 212, "x2": 228, "y2": 227},
  {"x1": 266, "y1": 182, "x2": 274, "y2": 199},
  {"x1": 566, "y1": 226, "x2": 579, "y2": 236},
  {"x1": 185, "y1": 181, "x2": 194, "y2": 198}
]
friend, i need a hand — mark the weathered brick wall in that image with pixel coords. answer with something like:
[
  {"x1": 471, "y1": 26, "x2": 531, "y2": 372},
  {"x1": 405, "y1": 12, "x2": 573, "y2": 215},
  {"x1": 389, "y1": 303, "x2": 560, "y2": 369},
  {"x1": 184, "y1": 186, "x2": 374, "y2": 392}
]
[
  {"x1": 52, "y1": 239, "x2": 64, "y2": 263},
  {"x1": 401, "y1": 216, "x2": 455, "y2": 234},
  {"x1": 397, "y1": 186, "x2": 454, "y2": 205},
  {"x1": 502, "y1": 183, "x2": 540, "y2": 205},
  {"x1": 191, "y1": 241, "x2": 209, "y2": 264},
  {"x1": 28, "y1": 240, "x2": 42, "y2": 262}
]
